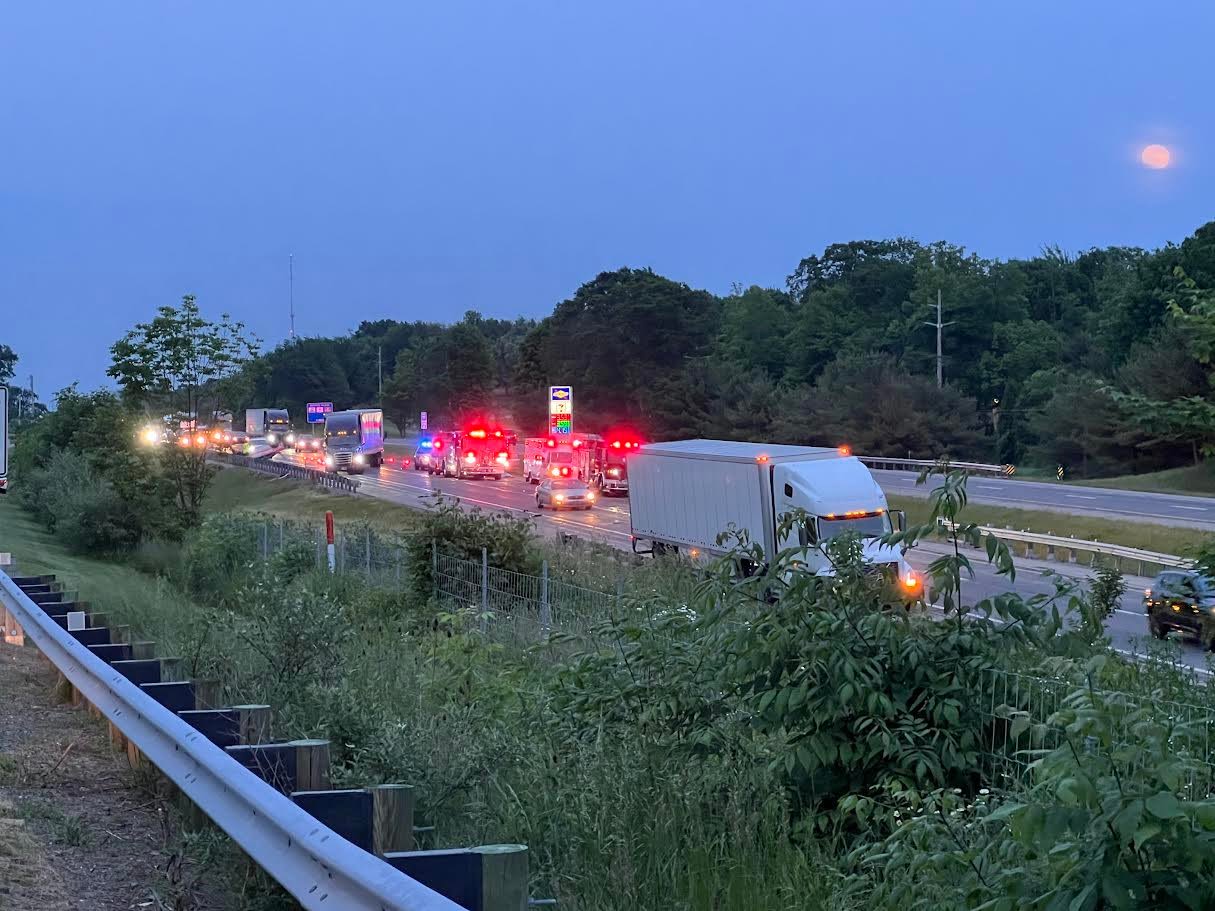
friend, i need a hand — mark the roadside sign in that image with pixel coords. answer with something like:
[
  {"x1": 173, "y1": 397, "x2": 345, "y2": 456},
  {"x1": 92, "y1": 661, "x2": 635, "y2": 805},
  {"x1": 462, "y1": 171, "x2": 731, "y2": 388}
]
[
  {"x1": 306, "y1": 402, "x2": 334, "y2": 424},
  {"x1": 549, "y1": 386, "x2": 572, "y2": 437},
  {"x1": 420, "y1": 411, "x2": 428, "y2": 431},
  {"x1": 0, "y1": 386, "x2": 8, "y2": 483}
]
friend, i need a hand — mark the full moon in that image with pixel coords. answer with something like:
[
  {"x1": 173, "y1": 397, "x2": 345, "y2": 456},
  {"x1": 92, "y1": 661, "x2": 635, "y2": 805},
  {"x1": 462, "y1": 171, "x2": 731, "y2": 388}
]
[{"x1": 1141, "y1": 144, "x2": 1171, "y2": 169}]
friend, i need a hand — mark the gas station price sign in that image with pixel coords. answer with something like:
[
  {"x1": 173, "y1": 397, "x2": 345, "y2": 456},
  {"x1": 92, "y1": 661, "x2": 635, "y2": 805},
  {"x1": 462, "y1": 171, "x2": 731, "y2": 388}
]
[{"x1": 549, "y1": 386, "x2": 572, "y2": 437}]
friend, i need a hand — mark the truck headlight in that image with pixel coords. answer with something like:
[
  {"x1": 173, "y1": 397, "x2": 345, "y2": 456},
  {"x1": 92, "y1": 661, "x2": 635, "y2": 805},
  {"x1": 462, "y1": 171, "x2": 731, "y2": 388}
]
[
  {"x1": 353, "y1": 453, "x2": 366, "y2": 465},
  {"x1": 325, "y1": 455, "x2": 335, "y2": 468}
]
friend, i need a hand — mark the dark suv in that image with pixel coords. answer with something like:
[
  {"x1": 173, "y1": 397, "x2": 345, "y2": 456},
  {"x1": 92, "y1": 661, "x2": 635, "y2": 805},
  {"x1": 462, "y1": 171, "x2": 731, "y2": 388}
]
[{"x1": 1144, "y1": 570, "x2": 1215, "y2": 646}]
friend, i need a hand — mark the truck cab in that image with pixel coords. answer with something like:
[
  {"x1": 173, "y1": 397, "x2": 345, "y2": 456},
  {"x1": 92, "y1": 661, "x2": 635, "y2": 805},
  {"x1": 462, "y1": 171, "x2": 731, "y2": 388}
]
[
  {"x1": 323, "y1": 409, "x2": 385, "y2": 474},
  {"x1": 773, "y1": 459, "x2": 920, "y2": 600}
]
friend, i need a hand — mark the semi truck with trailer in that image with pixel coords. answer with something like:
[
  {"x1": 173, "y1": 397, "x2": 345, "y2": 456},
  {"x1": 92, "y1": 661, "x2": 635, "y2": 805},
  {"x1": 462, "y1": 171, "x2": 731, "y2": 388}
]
[
  {"x1": 628, "y1": 439, "x2": 921, "y2": 598},
  {"x1": 245, "y1": 408, "x2": 292, "y2": 446},
  {"x1": 323, "y1": 408, "x2": 385, "y2": 474}
]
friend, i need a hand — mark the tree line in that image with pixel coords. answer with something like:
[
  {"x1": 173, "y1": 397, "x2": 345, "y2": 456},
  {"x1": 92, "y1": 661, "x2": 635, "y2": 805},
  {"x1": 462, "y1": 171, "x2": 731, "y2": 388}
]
[
  {"x1": 18, "y1": 220, "x2": 1215, "y2": 479},
  {"x1": 220, "y1": 219, "x2": 1215, "y2": 478}
]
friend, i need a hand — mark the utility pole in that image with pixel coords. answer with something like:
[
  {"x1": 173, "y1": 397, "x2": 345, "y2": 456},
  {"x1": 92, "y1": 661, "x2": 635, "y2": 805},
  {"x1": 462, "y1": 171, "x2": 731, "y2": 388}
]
[
  {"x1": 288, "y1": 253, "x2": 296, "y2": 341},
  {"x1": 922, "y1": 289, "x2": 956, "y2": 388}
]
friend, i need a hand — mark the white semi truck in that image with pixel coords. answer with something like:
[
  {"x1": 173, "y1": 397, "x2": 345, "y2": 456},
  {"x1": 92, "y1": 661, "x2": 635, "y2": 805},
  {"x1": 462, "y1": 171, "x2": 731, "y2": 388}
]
[{"x1": 628, "y1": 439, "x2": 921, "y2": 598}]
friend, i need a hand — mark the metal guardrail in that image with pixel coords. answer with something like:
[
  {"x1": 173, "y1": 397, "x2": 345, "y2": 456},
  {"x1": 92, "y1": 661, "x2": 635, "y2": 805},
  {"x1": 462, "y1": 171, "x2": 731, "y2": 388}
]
[
  {"x1": 215, "y1": 452, "x2": 361, "y2": 493},
  {"x1": 939, "y1": 519, "x2": 1187, "y2": 573},
  {"x1": 0, "y1": 569, "x2": 463, "y2": 911},
  {"x1": 860, "y1": 455, "x2": 1016, "y2": 477}
]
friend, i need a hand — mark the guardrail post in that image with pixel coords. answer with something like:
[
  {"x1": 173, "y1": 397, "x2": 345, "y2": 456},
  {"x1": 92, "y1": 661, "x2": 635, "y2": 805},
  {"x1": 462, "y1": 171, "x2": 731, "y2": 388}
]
[
  {"x1": 293, "y1": 739, "x2": 331, "y2": 791},
  {"x1": 235, "y1": 704, "x2": 272, "y2": 744},
  {"x1": 371, "y1": 784, "x2": 416, "y2": 855},
  {"x1": 480, "y1": 548, "x2": 489, "y2": 634},
  {"x1": 476, "y1": 844, "x2": 528, "y2": 911},
  {"x1": 539, "y1": 561, "x2": 550, "y2": 638}
]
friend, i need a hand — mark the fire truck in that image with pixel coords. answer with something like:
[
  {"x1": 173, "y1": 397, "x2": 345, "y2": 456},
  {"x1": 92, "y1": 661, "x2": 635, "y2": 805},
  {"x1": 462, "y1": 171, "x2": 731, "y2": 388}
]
[
  {"x1": 594, "y1": 434, "x2": 643, "y2": 496},
  {"x1": 441, "y1": 427, "x2": 511, "y2": 480},
  {"x1": 524, "y1": 433, "x2": 603, "y2": 482}
]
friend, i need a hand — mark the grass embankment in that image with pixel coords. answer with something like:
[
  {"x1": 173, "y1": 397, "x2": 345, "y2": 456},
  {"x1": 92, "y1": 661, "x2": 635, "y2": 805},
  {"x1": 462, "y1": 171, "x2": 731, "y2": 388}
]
[
  {"x1": 206, "y1": 465, "x2": 425, "y2": 530},
  {"x1": 888, "y1": 494, "x2": 1210, "y2": 557},
  {"x1": 1075, "y1": 463, "x2": 1215, "y2": 497}
]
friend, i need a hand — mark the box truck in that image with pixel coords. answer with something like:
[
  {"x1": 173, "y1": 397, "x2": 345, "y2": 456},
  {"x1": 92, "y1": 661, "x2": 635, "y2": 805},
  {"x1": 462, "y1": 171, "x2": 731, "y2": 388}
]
[
  {"x1": 628, "y1": 439, "x2": 921, "y2": 597},
  {"x1": 323, "y1": 408, "x2": 384, "y2": 474}
]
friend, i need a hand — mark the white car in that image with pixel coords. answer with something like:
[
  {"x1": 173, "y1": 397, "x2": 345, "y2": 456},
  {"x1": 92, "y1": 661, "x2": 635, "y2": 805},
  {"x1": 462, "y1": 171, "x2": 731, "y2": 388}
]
[{"x1": 536, "y1": 477, "x2": 595, "y2": 511}]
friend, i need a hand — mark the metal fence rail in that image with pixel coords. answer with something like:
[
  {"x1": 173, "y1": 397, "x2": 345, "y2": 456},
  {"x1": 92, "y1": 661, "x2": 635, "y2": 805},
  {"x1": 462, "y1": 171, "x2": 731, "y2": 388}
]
[
  {"x1": 0, "y1": 569, "x2": 464, "y2": 911},
  {"x1": 214, "y1": 452, "x2": 361, "y2": 493},
  {"x1": 860, "y1": 455, "x2": 1016, "y2": 477},
  {"x1": 940, "y1": 518, "x2": 1187, "y2": 573}
]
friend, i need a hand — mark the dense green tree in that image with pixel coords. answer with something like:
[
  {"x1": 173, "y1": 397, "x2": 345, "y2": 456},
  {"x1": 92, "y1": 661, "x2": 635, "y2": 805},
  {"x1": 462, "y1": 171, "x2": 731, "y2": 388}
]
[
  {"x1": 0, "y1": 343, "x2": 16, "y2": 385},
  {"x1": 773, "y1": 352, "x2": 984, "y2": 458},
  {"x1": 513, "y1": 268, "x2": 720, "y2": 429},
  {"x1": 714, "y1": 286, "x2": 793, "y2": 379}
]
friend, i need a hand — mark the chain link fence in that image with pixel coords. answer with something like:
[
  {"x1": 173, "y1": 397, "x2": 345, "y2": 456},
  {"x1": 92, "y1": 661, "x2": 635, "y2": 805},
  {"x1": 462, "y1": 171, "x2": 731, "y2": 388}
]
[{"x1": 243, "y1": 517, "x2": 622, "y2": 644}]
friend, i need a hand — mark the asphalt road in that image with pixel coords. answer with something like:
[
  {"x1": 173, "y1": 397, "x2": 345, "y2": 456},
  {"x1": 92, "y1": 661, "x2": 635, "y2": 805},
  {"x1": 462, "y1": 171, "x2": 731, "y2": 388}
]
[
  {"x1": 382, "y1": 436, "x2": 1215, "y2": 531},
  {"x1": 874, "y1": 469, "x2": 1215, "y2": 531},
  {"x1": 275, "y1": 450, "x2": 1213, "y2": 674}
]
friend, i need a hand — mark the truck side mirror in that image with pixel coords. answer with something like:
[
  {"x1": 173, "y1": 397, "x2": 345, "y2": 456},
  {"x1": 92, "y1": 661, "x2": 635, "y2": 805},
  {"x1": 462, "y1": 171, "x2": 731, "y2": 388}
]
[{"x1": 891, "y1": 509, "x2": 906, "y2": 533}]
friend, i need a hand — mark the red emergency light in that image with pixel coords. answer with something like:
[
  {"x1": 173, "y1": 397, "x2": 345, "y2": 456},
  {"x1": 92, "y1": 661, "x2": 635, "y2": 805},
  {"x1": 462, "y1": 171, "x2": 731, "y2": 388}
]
[
  {"x1": 433, "y1": 438, "x2": 443, "y2": 450},
  {"x1": 468, "y1": 429, "x2": 487, "y2": 439},
  {"x1": 545, "y1": 438, "x2": 556, "y2": 448}
]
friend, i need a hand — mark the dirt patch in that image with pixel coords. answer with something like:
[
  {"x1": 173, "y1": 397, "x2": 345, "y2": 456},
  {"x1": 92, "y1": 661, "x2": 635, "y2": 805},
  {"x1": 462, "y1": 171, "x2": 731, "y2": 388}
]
[{"x1": 0, "y1": 641, "x2": 233, "y2": 910}]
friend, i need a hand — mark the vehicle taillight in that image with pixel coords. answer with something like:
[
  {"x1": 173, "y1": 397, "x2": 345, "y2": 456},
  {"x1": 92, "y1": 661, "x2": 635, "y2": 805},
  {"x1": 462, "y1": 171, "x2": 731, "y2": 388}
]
[
  {"x1": 546, "y1": 439, "x2": 556, "y2": 448},
  {"x1": 560, "y1": 467, "x2": 570, "y2": 477}
]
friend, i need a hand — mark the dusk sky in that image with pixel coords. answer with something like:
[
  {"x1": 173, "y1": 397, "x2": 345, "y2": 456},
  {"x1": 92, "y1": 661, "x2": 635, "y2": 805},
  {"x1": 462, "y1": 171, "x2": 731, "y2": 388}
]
[{"x1": 2, "y1": 2, "x2": 1211, "y2": 397}]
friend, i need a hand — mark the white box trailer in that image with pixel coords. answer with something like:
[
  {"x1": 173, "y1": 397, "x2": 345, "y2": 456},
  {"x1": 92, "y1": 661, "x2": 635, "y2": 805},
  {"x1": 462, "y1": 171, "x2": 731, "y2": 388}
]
[{"x1": 628, "y1": 439, "x2": 921, "y2": 595}]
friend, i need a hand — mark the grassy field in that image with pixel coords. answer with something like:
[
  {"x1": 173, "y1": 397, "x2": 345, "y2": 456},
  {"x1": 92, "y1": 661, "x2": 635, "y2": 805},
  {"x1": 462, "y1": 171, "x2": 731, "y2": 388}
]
[
  {"x1": 888, "y1": 494, "x2": 1212, "y2": 557},
  {"x1": 1073, "y1": 463, "x2": 1215, "y2": 497},
  {"x1": 205, "y1": 466, "x2": 425, "y2": 530}
]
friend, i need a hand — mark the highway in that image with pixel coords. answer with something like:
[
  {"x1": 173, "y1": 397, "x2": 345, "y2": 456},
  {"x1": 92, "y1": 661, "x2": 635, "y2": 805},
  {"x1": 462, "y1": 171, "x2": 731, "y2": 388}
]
[
  {"x1": 275, "y1": 451, "x2": 1212, "y2": 674},
  {"x1": 874, "y1": 469, "x2": 1215, "y2": 531}
]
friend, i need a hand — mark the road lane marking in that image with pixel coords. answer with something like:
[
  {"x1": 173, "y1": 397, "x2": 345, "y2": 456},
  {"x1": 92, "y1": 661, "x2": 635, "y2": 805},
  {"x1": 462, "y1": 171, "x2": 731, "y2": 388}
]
[
  {"x1": 1065, "y1": 494, "x2": 1097, "y2": 500},
  {"x1": 1175, "y1": 506, "x2": 1208, "y2": 511}
]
